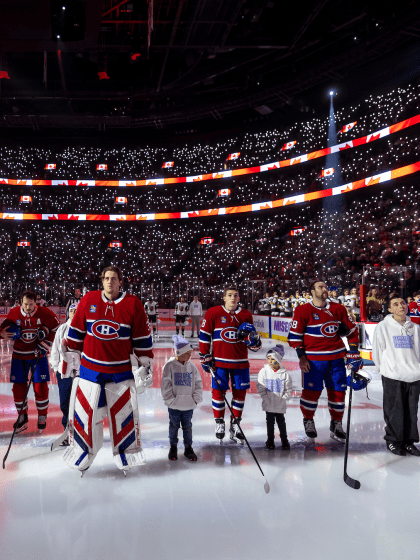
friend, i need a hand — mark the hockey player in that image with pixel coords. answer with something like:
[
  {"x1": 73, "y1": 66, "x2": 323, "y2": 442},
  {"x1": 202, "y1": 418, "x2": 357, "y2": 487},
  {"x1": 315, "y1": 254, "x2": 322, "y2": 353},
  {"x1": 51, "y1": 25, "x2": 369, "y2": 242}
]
[
  {"x1": 0, "y1": 291, "x2": 60, "y2": 433},
  {"x1": 278, "y1": 292, "x2": 292, "y2": 317},
  {"x1": 65, "y1": 286, "x2": 82, "y2": 320},
  {"x1": 270, "y1": 293, "x2": 280, "y2": 317},
  {"x1": 175, "y1": 297, "x2": 189, "y2": 336},
  {"x1": 288, "y1": 279, "x2": 362, "y2": 443},
  {"x1": 199, "y1": 285, "x2": 262, "y2": 443},
  {"x1": 62, "y1": 266, "x2": 153, "y2": 474},
  {"x1": 144, "y1": 296, "x2": 158, "y2": 340}
]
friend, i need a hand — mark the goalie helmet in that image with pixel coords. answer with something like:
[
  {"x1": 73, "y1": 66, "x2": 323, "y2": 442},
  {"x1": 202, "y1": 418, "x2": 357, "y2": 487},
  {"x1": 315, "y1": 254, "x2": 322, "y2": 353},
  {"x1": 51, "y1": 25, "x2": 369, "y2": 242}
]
[{"x1": 346, "y1": 368, "x2": 372, "y2": 391}]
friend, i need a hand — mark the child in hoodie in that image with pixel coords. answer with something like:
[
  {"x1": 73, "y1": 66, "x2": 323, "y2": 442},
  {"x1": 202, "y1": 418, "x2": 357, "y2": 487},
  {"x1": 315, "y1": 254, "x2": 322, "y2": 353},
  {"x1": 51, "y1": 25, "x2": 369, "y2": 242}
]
[
  {"x1": 372, "y1": 294, "x2": 420, "y2": 456},
  {"x1": 257, "y1": 345, "x2": 292, "y2": 449},
  {"x1": 49, "y1": 303, "x2": 78, "y2": 445},
  {"x1": 161, "y1": 335, "x2": 203, "y2": 461}
]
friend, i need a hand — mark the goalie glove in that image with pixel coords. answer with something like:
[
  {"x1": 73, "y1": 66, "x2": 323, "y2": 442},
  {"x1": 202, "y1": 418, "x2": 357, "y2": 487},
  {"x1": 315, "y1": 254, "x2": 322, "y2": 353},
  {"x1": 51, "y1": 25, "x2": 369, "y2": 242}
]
[
  {"x1": 346, "y1": 345, "x2": 363, "y2": 372},
  {"x1": 62, "y1": 351, "x2": 81, "y2": 378},
  {"x1": 237, "y1": 322, "x2": 261, "y2": 350},
  {"x1": 131, "y1": 355, "x2": 153, "y2": 394},
  {"x1": 199, "y1": 353, "x2": 215, "y2": 373}
]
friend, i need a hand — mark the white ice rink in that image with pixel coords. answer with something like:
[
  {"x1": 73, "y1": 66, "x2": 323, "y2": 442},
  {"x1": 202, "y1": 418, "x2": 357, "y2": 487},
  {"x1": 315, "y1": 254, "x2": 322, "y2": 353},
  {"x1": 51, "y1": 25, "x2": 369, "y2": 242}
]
[{"x1": 1, "y1": 337, "x2": 420, "y2": 560}]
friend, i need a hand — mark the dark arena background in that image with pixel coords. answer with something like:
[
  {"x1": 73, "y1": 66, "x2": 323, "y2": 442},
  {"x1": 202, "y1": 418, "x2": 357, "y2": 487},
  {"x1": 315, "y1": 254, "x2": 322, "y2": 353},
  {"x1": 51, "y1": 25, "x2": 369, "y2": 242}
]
[{"x1": 1, "y1": 2, "x2": 420, "y2": 559}]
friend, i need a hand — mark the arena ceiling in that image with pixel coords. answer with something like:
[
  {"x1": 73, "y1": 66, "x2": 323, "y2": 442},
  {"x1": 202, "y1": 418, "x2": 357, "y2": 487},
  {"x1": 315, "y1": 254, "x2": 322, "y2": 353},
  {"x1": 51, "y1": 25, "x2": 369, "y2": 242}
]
[{"x1": 0, "y1": 0, "x2": 420, "y2": 131}]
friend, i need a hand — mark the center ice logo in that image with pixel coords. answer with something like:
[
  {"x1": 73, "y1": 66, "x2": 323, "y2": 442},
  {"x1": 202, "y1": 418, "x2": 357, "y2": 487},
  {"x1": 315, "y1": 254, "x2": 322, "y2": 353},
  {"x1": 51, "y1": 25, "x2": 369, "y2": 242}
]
[
  {"x1": 320, "y1": 322, "x2": 339, "y2": 337},
  {"x1": 220, "y1": 327, "x2": 238, "y2": 343},
  {"x1": 91, "y1": 320, "x2": 120, "y2": 340}
]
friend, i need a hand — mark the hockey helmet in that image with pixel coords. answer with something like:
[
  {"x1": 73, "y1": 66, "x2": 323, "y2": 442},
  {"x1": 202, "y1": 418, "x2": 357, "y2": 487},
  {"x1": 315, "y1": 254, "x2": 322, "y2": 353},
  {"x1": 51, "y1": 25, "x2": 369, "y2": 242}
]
[{"x1": 346, "y1": 368, "x2": 372, "y2": 391}]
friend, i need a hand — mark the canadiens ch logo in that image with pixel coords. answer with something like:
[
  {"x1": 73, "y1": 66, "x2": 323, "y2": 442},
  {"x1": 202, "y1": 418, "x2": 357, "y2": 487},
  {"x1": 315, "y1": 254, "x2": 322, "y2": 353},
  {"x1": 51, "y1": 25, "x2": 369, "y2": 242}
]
[
  {"x1": 21, "y1": 329, "x2": 38, "y2": 343},
  {"x1": 220, "y1": 327, "x2": 238, "y2": 343},
  {"x1": 91, "y1": 320, "x2": 120, "y2": 340},
  {"x1": 320, "y1": 322, "x2": 339, "y2": 337}
]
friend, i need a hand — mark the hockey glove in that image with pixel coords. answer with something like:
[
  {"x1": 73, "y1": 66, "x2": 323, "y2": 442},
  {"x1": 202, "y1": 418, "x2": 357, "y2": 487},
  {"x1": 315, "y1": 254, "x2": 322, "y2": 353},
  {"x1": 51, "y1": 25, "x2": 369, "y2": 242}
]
[
  {"x1": 199, "y1": 353, "x2": 215, "y2": 373},
  {"x1": 346, "y1": 345, "x2": 363, "y2": 373},
  {"x1": 131, "y1": 355, "x2": 153, "y2": 394},
  {"x1": 37, "y1": 327, "x2": 48, "y2": 341},
  {"x1": 35, "y1": 341, "x2": 49, "y2": 357},
  {"x1": 237, "y1": 322, "x2": 260, "y2": 348},
  {"x1": 7, "y1": 323, "x2": 22, "y2": 340}
]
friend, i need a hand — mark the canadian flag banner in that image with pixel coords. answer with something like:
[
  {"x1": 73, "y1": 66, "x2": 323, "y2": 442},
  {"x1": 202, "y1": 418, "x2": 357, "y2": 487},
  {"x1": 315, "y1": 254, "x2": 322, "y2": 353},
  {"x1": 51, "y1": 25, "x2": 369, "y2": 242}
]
[
  {"x1": 218, "y1": 189, "x2": 231, "y2": 196},
  {"x1": 339, "y1": 121, "x2": 357, "y2": 133},
  {"x1": 20, "y1": 196, "x2": 32, "y2": 203},
  {"x1": 45, "y1": 164, "x2": 56, "y2": 170},
  {"x1": 97, "y1": 164, "x2": 108, "y2": 170},
  {"x1": 162, "y1": 161, "x2": 174, "y2": 168},
  {"x1": 290, "y1": 226, "x2": 307, "y2": 236},
  {"x1": 17, "y1": 240, "x2": 30, "y2": 247},
  {"x1": 200, "y1": 237, "x2": 214, "y2": 245},
  {"x1": 227, "y1": 153, "x2": 240, "y2": 160},
  {"x1": 322, "y1": 167, "x2": 335, "y2": 177},
  {"x1": 115, "y1": 197, "x2": 127, "y2": 204},
  {"x1": 109, "y1": 241, "x2": 122, "y2": 248},
  {"x1": 281, "y1": 141, "x2": 297, "y2": 151}
]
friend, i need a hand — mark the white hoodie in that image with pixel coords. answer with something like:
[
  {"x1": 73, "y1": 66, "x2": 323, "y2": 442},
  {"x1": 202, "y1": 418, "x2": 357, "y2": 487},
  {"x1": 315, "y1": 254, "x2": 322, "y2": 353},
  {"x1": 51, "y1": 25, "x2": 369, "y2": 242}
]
[
  {"x1": 372, "y1": 314, "x2": 420, "y2": 382},
  {"x1": 256, "y1": 364, "x2": 292, "y2": 413},
  {"x1": 161, "y1": 357, "x2": 203, "y2": 411},
  {"x1": 49, "y1": 319, "x2": 70, "y2": 374}
]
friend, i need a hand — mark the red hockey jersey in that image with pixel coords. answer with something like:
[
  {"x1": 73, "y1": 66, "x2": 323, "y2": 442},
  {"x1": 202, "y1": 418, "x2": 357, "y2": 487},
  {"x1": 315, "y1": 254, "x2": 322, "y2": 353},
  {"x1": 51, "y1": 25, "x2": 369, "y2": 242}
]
[
  {"x1": 67, "y1": 291, "x2": 153, "y2": 374},
  {"x1": 288, "y1": 301, "x2": 359, "y2": 361},
  {"x1": 199, "y1": 305, "x2": 254, "y2": 369},
  {"x1": 1, "y1": 305, "x2": 60, "y2": 360}
]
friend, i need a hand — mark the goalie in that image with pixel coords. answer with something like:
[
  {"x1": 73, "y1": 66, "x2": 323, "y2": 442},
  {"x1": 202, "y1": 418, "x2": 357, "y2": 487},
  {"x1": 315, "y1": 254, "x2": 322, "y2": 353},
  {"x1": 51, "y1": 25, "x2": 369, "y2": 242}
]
[{"x1": 59, "y1": 266, "x2": 154, "y2": 475}]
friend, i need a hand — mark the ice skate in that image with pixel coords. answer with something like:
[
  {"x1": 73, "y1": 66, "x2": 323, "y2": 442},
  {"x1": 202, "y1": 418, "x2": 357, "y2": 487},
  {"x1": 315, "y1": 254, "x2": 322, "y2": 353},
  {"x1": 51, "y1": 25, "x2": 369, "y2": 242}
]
[
  {"x1": 303, "y1": 418, "x2": 317, "y2": 438},
  {"x1": 13, "y1": 412, "x2": 28, "y2": 434},
  {"x1": 215, "y1": 418, "x2": 225, "y2": 442},
  {"x1": 229, "y1": 417, "x2": 245, "y2": 445},
  {"x1": 330, "y1": 420, "x2": 346, "y2": 444},
  {"x1": 184, "y1": 445, "x2": 197, "y2": 461},
  {"x1": 37, "y1": 415, "x2": 47, "y2": 433}
]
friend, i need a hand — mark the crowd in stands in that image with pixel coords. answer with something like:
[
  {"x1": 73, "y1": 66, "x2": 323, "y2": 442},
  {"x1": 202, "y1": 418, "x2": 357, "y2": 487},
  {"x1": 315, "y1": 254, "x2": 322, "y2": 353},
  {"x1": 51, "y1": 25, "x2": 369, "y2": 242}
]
[{"x1": 0, "y1": 84, "x2": 420, "y2": 312}]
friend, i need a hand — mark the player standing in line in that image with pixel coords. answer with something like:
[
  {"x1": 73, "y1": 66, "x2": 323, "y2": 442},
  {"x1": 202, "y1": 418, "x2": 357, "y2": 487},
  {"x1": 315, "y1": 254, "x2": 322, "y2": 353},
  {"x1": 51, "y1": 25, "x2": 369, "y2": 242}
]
[
  {"x1": 144, "y1": 295, "x2": 158, "y2": 341},
  {"x1": 62, "y1": 266, "x2": 153, "y2": 474},
  {"x1": 175, "y1": 297, "x2": 189, "y2": 337},
  {"x1": 189, "y1": 295, "x2": 203, "y2": 337},
  {"x1": 288, "y1": 279, "x2": 362, "y2": 443},
  {"x1": 65, "y1": 286, "x2": 83, "y2": 320},
  {"x1": 199, "y1": 285, "x2": 262, "y2": 443},
  {"x1": 0, "y1": 291, "x2": 60, "y2": 433}
]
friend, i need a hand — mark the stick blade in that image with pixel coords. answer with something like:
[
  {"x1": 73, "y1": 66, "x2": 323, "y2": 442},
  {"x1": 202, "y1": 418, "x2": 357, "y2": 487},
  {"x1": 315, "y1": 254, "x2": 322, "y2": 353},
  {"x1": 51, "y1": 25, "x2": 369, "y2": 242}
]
[
  {"x1": 264, "y1": 481, "x2": 271, "y2": 494},
  {"x1": 344, "y1": 474, "x2": 361, "y2": 490}
]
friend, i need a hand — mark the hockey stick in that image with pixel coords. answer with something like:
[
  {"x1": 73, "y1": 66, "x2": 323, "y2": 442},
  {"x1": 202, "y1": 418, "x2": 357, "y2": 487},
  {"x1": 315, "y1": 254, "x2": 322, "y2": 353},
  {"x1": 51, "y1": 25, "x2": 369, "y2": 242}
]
[
  {"x1": 344, "y1": 366, "x2": 361, "y2": 490},
  {"x1": 3, "y1": 355, "x2": 40, "y2": 469},
  {"x1": 209, "y1": 367, "x2": 270, "y2": 494}
]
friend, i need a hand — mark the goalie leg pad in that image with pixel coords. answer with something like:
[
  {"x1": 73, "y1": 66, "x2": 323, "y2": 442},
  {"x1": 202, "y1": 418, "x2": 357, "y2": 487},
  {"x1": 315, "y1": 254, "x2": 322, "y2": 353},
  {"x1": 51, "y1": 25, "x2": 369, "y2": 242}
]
[
  {"x1": 106, "y1": 379, "x2": 146, "y2": 470},
  {"x1": 62, "y1": 378, "x2": 104, "y2": 471}
]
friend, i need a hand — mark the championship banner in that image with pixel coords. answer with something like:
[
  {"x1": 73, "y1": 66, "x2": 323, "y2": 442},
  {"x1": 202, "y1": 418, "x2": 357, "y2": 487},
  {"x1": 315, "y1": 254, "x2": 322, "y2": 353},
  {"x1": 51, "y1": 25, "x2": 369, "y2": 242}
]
[{"x1": 2, "y1": 113, "x2": 420, "y2": 188}]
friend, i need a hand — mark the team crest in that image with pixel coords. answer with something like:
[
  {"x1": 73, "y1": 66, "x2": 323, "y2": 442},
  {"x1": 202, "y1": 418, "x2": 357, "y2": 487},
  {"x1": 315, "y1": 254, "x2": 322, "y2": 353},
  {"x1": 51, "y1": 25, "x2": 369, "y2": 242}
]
[
  {"x1": 221, "y1": 317, "x2": 227, "y2": 323},
  {"x1": 313, "y1": 314, "x2": 319, "y2": 320},
  {"x1": 90, "y1": 305, "x2": 97, "y2": 313}
]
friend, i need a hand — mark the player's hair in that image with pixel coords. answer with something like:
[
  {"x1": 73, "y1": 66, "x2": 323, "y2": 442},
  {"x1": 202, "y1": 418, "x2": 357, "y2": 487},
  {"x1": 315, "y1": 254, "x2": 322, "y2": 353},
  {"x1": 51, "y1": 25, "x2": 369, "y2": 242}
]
[
  {"x1": 223, "y1": 285, "x2": 239, "y2": 298},
  {"x1": 309, "y1": 279, "x2": 324, "y2": 294},
  {"x1": 20, "y1": 290, "x2": 36, "y2": 302},
  {"x1": 100, "y1": 266, "x2": 123, "y2": 282},
  {"x1": 387, "y1": 292, "x2": 406, "y2": 307},
  {"x1": 413, "y1": 291, "x2": 420, "y2": 298},
  {"x1": 74, "y1": 285, "x2": 82, "y2": 290}
]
